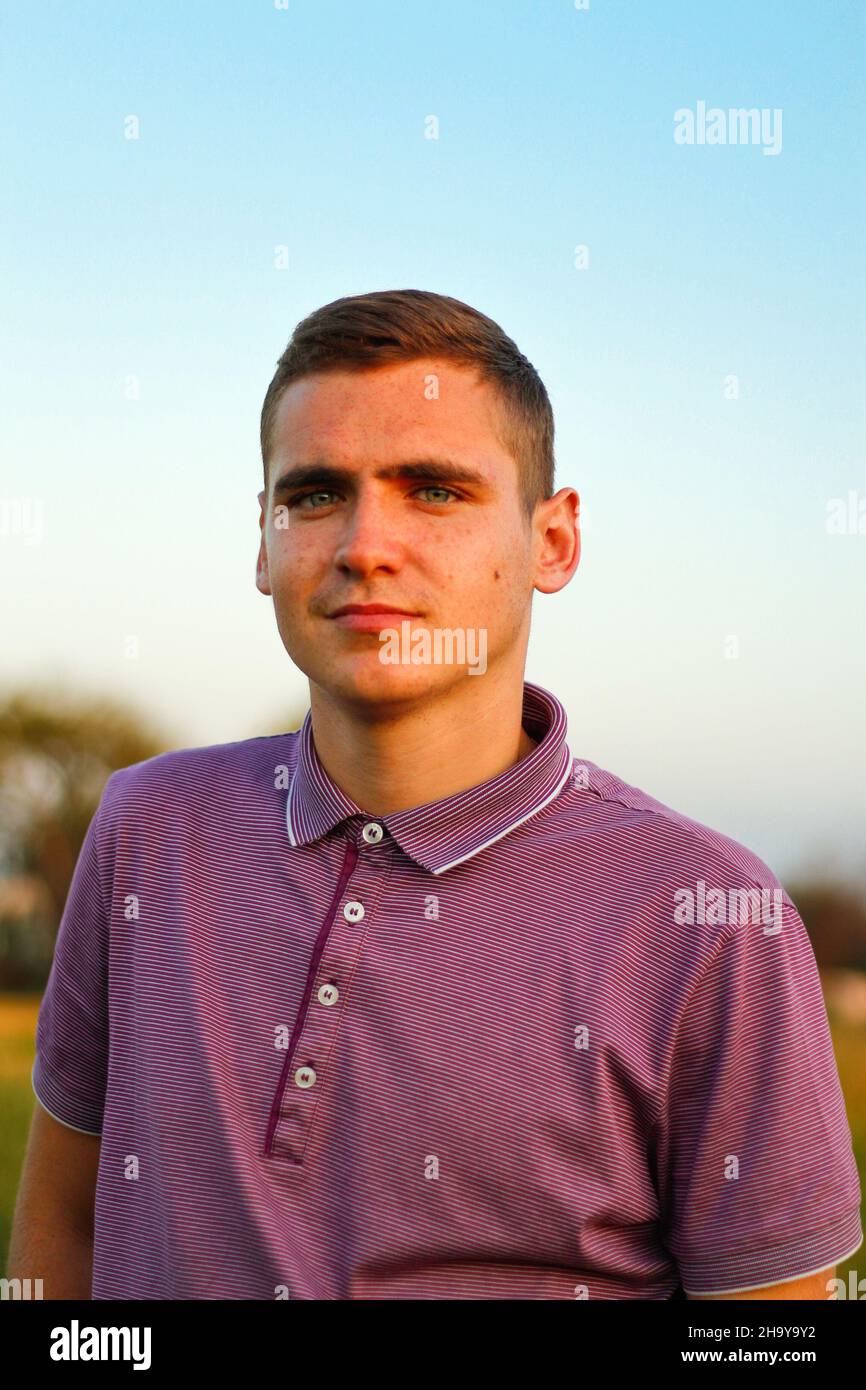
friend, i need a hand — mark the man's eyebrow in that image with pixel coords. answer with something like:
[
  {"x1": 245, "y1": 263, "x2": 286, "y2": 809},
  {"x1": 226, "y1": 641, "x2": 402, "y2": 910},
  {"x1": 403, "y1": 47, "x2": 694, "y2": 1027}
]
[{"x1": 270, "y1": 457, "x2": 490, "y2": 495}]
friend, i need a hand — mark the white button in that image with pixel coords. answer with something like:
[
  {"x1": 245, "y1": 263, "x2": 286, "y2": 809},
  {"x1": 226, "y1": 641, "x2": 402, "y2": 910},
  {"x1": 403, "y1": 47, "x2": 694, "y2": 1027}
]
[
  {"x1": 294, "y1": 1065, "x2": 316, "y2": 1089},
  {"x1": 317, "y1": 983, "x2": 339, "y2": 1007},
  {"x1": 362, "y1": 821, "x2": 384, "y2": 844},
  {"x1": 343, "y1": 900, "x2": 365, "y2": 923}
]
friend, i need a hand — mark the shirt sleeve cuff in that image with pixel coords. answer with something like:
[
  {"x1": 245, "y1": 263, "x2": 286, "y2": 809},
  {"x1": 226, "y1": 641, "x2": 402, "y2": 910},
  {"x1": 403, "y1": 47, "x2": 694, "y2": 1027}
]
[
  {"x1": 31, "y1": 1055, "x2": 103, "y2": 1137},
  {"x1": 678, "y1": 1206, "x2": 864, "y2": 1295}
]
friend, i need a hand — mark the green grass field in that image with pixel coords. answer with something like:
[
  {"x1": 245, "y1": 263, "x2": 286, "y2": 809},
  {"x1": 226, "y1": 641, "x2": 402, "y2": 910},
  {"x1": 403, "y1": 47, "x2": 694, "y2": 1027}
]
[{"x1": 2, "y1": 993, "x2": 865, "y2": 1290}]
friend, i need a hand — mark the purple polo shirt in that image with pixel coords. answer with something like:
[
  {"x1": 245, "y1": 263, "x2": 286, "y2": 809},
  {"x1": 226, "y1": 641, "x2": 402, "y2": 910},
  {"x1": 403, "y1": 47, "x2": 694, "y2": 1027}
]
[{"x1": 32, "y1": 681, "x2": 862, "y2": 1299}]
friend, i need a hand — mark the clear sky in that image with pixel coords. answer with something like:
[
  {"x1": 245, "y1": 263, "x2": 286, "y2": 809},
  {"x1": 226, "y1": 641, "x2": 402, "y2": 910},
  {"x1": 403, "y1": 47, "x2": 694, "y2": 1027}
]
[{"x1": 2, "y1": 0, "x2": 864, "y2": 886}]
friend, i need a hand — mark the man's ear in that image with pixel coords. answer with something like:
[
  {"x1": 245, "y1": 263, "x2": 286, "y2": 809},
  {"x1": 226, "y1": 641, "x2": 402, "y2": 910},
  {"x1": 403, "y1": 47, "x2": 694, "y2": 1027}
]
[
  {"x1": 256, "y1": 493, "x2": 271, "y2": 595},
  {"x1": 533, "y1": 487, "x2": 580, "y2": 596}
]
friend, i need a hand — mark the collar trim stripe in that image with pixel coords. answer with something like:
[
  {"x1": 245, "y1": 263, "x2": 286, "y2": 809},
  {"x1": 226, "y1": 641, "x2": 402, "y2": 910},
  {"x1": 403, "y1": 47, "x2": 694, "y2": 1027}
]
[{"x1": 286, "y1": 681, "x2": 572, "y2": 874}]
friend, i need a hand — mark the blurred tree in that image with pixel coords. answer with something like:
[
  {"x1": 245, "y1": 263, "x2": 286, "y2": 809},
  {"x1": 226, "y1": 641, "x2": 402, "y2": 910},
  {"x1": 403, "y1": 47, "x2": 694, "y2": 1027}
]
[
  {"x1": 785, "y1": 879, "x2": 866, "y2": 972},
  {"x1": 0, "y1": 685, "x2": 168, "y2": 943}
]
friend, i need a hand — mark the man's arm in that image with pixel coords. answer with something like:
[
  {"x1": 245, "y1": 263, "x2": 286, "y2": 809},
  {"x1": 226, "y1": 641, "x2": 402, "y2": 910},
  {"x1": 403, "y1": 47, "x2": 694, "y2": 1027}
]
[
  {"x1": 6, "y1": 1100, "x2": 101, "y2": 1299},
  {"x1": 686, "y1": 1266, "x2": 835, "y2": 1300}
]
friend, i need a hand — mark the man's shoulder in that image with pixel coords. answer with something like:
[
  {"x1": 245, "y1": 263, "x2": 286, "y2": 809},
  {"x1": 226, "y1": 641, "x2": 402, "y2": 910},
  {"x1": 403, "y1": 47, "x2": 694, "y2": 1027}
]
[
  {"x1": 565, "y1": 754, "x2": 783, "y2": 893},
  {"x1": 97, "y1": 730, "x2": 302, "y2": 823}
]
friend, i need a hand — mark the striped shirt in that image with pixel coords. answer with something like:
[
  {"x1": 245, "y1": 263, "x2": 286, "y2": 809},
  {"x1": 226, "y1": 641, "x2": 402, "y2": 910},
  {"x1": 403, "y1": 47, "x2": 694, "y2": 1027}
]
[{"x1": 32, "y1": 680, "x2": 862, "y2": 1298}]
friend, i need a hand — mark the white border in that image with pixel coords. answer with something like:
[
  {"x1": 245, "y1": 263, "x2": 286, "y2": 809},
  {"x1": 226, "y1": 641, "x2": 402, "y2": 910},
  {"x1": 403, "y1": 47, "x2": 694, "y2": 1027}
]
[
  {"x1": 431, "y1": 744, "x2": 574, "y2": 875},
  {"x1": 31, "y1": 1065, "x2": 102, "y2": 1137},
  {"x1": 682, "y1": 1234, "x2": 864, "y2": 1296}
]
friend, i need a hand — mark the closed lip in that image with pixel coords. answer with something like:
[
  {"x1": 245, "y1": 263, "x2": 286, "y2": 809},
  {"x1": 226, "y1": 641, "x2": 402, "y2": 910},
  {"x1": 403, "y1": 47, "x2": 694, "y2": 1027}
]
[{"x1": 328, "y1": 604, "x2": 418, "y2": 618}]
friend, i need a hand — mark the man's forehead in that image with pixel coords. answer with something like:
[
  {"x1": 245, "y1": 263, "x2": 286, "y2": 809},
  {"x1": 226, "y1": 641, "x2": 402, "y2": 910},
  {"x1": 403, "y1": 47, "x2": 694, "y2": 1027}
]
[
  {"x1": 272, "y1": 360, "x2": 498, "y2": 432},
  {"x1": 270, "y1": 376, "x2": 510, "y2": 473}
]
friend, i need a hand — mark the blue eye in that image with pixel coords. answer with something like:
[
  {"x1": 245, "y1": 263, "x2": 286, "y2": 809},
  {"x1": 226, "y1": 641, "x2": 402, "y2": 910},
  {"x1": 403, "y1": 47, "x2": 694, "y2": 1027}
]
[
  {"x1": 416, "y1": 487, "x2": 457, "y2": 503},
  {"x1": 293, "y1": 491, "x2": 336, "y2": 509}
]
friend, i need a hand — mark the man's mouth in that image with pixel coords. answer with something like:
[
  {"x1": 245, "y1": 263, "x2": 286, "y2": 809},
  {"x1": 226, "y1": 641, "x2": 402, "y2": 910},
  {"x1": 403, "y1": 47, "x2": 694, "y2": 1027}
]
[{"x1": 327, "y1": 604, "x2": 420, "y2": 632}]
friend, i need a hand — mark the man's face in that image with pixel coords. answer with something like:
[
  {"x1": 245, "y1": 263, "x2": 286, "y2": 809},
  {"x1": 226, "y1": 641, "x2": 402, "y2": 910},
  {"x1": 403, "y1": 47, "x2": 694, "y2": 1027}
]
[{"x1": 256, "y1": 358, "x2": 552, "y2": 711}]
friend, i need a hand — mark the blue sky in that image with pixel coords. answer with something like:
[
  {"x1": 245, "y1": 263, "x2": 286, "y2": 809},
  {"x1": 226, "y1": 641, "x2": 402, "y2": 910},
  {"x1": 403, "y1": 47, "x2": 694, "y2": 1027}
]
[{"x1": 2, "y1": 0, "x2": 864, "y2": 884}]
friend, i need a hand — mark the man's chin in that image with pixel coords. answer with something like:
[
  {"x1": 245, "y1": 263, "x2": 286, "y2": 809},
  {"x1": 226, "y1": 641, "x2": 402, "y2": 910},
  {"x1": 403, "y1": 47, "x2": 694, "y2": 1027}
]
[{"x1": 309, "y1": 653, "x2": 466, "y2": 710}]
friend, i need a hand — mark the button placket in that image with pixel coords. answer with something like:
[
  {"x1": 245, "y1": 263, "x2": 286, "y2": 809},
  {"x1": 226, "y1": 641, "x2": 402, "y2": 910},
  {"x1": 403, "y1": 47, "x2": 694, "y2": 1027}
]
[{"x1": 265, "y1": 829, "x2": 392, "y2": 1165}]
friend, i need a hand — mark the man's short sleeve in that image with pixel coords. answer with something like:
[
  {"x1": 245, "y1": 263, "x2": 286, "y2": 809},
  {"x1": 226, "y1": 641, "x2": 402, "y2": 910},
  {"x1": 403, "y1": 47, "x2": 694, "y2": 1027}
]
[
  {"x1": 656, "y1": 890, "x2": 863, "y2": 1296},
  {"x1": 31, "y1": 780, "x2": 115, "y2": 1136}
]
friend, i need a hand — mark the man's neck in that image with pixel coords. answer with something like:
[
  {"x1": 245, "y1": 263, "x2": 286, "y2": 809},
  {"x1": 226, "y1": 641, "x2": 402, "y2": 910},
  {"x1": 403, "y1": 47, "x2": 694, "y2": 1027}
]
[{"x1": 307, "y1": 672, "x2": 538, "y2": 816}]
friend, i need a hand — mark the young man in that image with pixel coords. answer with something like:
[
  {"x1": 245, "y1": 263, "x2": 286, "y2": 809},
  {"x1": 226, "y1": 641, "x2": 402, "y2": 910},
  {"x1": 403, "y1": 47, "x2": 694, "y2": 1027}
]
[{"x1": 9, "y1": 289, "x2": 862, "y2": 1299}]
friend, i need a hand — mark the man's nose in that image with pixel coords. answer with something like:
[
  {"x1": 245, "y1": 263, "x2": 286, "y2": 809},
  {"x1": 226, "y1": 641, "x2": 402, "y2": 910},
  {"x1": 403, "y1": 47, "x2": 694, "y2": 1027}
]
[{"x1": 333, "y1": 491, "x2": 402, "y2": 576}]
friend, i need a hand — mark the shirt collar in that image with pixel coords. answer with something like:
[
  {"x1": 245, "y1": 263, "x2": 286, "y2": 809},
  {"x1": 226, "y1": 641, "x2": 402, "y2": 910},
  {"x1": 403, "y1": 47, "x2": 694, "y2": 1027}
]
[{"x1": 286, "y1": 680, "x2": 573, "y2": 875}]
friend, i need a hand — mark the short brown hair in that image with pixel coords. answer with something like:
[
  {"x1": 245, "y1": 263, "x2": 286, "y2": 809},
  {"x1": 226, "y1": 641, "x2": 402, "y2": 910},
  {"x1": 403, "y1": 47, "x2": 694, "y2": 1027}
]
[{"x1": 259, "y1": 288, "x2": 555, "y2": 518}]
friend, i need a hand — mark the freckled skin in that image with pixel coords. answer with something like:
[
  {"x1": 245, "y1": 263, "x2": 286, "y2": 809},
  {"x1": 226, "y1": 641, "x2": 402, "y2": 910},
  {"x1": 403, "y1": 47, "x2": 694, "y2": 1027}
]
[{"x1": 256, "y1": 358, "x2": 579, "y2": 719}]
